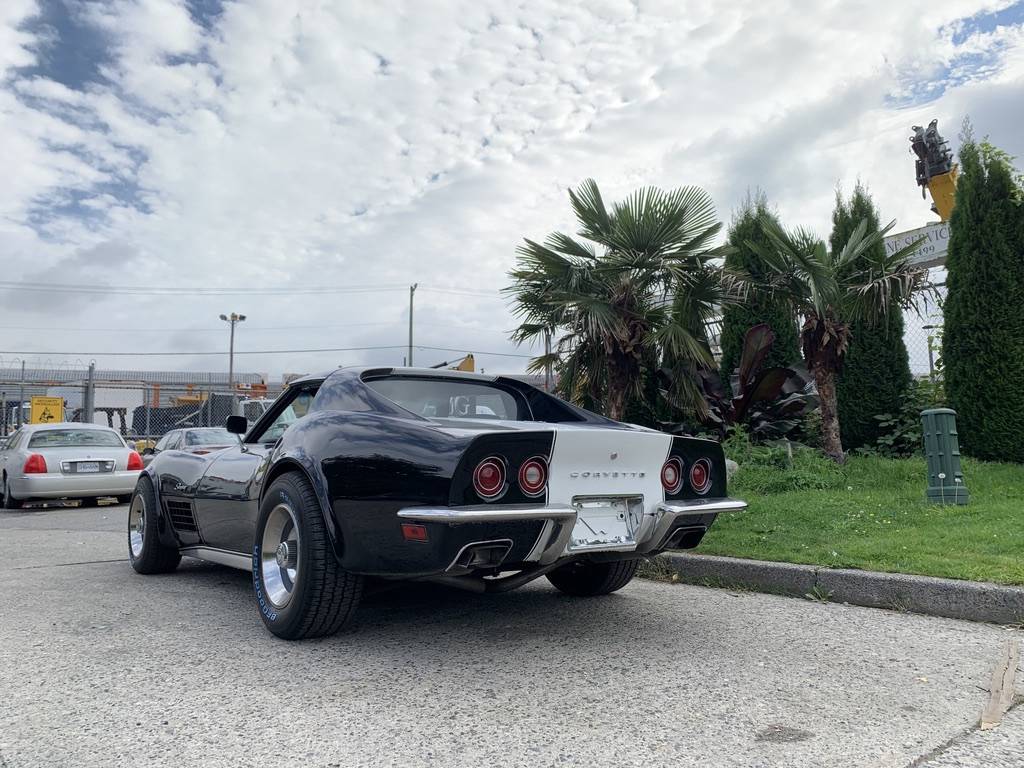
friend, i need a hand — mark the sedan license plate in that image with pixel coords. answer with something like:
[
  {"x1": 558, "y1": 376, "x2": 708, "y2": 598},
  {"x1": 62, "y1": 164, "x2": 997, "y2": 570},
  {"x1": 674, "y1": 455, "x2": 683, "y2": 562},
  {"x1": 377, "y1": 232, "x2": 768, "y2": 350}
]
[
  {"x1": 76, "y1": 462, "x2": 101, "y2": 473},
  {"x1": 569, "y1": 497, "x2": 643, "y2": 552}
]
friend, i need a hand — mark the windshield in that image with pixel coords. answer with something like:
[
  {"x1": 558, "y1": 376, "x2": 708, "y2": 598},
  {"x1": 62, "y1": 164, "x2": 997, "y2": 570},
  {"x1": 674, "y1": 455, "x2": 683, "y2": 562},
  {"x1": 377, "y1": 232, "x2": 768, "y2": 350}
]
[
  {"x1": 185, "y1": 429, "x2": 232, "y2": 446},
  {"x1": 365, "y1": 377, "x2": 520, "y2": 420},
  {"x1": 28, "y1": 429, "x2": 125, "y2": 448}
]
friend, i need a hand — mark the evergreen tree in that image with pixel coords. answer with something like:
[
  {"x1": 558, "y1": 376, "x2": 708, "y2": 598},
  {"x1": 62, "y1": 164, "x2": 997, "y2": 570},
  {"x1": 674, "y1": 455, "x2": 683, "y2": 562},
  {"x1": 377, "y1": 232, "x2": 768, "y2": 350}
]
[
  {"x1": 943, "y1": 137, "x2": 1024, "y2": 462},
  {"x1": 830, "y1": 184, "x2": 912, "y2": 450},
  {"x1": 719, "y1": 193, "x2": 800, "y2": 384}
]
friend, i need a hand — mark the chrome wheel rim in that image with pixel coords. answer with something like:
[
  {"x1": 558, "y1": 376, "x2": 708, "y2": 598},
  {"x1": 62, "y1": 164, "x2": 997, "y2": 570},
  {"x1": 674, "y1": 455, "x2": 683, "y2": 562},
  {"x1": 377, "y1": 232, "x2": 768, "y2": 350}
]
[
  {"x1": 260, "y1": 503, "x2": 300, "y2": 609},
  {"x1": 128, "y1": 494, "x2": 145, "y2": 558}
]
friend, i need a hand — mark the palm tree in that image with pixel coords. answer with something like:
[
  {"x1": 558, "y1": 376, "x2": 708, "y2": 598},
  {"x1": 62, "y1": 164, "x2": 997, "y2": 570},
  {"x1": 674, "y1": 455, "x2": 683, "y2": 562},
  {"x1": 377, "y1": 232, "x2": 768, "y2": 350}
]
[
  {"x1": 746, "y1": 218, "x2": 930, "y2": 461},
  {"x1": 505, "y1": 179, "x2": 730, "y2": 422}
]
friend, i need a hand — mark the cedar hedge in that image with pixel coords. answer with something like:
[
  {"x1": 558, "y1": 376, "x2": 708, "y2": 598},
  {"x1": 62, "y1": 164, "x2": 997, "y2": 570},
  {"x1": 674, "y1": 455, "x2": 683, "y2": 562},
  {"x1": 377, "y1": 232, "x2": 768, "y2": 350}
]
[
  {"x1": 830, "y1": 184, "x2": 912, "y2": 450},
  {"x1": 943, "y1": 139, "x2": 1024, "y2": 463}
]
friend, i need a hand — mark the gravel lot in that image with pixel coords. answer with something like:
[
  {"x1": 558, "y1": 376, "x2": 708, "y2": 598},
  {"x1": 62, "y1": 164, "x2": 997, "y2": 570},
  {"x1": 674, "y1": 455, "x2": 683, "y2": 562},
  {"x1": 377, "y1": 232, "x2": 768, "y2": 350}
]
[{"x1": 1, "y1": 505, "x2": 1021, "y2": 768}]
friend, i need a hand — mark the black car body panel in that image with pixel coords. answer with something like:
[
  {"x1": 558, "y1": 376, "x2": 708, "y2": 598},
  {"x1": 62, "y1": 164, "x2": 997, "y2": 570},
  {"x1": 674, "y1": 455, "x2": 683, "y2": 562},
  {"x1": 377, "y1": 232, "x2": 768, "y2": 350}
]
[{"x1": 142, "y1": 367, "x2": 745, "y2": 579}]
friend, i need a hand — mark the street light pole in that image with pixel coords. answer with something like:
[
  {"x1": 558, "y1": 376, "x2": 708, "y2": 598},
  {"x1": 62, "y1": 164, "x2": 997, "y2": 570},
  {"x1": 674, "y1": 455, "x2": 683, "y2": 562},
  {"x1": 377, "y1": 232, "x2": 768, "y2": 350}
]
[
  {"x1": 219, "y1": 313, "x2": 246, "y2": 409},
  {"x1": 408, "y1": 283, "x2": 417, "y2": 368}
]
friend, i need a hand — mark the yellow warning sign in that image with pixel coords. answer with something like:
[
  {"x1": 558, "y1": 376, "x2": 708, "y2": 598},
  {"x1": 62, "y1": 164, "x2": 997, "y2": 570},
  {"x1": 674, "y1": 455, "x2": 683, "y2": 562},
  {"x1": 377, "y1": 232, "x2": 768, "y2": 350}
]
[{"x1": 30, "y1": 396, "x2": 63, "y2": 424}]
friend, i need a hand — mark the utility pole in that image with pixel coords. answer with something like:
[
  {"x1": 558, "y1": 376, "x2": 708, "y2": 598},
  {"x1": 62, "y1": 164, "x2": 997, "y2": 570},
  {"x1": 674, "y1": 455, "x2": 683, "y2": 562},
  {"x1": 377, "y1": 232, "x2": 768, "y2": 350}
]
[
  {"x1": 408, "y1": 283, "x2": 417, "y2": 368},
  {"x1": 219, "y1": 312, "x2": 246, "y2": 414}
]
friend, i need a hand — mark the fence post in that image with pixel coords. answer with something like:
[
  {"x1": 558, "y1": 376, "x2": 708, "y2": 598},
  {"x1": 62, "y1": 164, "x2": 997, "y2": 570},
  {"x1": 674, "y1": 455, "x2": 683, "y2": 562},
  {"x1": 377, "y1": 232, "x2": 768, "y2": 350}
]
[
  {"x1": 83, "y1": 362, "x2": 96, "y2": 424},
  {"x1": 18, "y1": 360, "x2": 25, "y2": 428}
]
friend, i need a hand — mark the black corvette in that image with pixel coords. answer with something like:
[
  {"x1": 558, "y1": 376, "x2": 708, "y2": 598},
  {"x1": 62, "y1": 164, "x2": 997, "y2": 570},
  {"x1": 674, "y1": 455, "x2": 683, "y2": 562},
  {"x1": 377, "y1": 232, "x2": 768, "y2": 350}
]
[{"x1": 128, "y1": 367, "x2": 746, "y2": 639}]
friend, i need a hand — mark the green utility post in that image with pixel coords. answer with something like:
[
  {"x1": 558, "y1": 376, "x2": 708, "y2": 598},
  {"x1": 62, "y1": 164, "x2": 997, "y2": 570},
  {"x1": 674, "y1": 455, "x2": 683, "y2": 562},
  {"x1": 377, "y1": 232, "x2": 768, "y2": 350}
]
[{"x1": 921, "y1": 408, "x2": 969, "y2": 505}]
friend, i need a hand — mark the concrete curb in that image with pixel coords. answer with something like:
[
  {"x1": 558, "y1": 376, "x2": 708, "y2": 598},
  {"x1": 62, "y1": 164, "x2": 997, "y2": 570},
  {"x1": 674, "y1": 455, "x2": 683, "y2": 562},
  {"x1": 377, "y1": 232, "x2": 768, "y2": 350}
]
[{"x1": 656, "y1": 552, "x2": 1024, "y2": 625}]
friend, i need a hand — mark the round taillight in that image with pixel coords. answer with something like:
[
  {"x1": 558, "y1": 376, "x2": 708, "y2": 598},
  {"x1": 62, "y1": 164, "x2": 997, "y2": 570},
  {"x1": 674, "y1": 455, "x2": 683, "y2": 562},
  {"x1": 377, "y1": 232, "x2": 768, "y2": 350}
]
[
  {"x1": 661, "y1": 457, "x2": 683, "y2": 494},
  {"x1": 473, "y1": 456, "x2": 506, "y2": 500},
  {"x1": 690, "y1": 458, "x2": 712, "y2": 494},
  {"x1": 518, "y1": 456, "x2": 547, "y2": 497}
]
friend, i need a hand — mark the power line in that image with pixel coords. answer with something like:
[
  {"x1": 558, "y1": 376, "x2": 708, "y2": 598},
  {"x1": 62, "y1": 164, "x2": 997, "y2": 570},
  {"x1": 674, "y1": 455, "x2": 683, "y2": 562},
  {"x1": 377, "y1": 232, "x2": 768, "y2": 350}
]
[
  {"x1": 0, "y1": 344, "x2": 534, "y2": 359},
  {"x1": 0, "y1": 281, "x2": 508, "y2": 298},
  {"x1": 0, "y1": 281, "x2": 408, "y2": 296},
  {"x1": 0, "y1": 320, "x2": 513, "y2": 334}
]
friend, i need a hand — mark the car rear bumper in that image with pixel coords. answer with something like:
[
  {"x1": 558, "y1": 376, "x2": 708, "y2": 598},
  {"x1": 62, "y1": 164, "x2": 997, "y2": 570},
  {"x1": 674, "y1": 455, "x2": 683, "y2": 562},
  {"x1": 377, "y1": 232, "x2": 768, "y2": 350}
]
[
  {"x1": 10, "y1": 471, "x2": 141, "y2": 499},
  {"x1": 393, "y1": 497, "x2": 746, "y2": 574}
]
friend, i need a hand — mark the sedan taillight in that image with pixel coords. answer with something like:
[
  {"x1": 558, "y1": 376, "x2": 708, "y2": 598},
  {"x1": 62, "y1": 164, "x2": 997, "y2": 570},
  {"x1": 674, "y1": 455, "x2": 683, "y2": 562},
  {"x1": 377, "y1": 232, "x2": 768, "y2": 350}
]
[
  {"x1": 23, "y1": 454, "x2": 48, "y2": 474},
  {"x1": 127, "y1": 451, "x2": 144, "y2": 471},
  {"x1": 472, "y1": 456, "x2": 506, "y2": 501}
]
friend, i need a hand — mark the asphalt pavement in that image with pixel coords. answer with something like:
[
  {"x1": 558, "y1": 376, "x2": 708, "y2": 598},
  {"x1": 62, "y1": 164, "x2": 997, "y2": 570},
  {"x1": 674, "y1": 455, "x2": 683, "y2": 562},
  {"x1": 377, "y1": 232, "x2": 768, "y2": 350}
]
[{"x1": 0, "y1": 505, "x2": 1021, "y2": 768}]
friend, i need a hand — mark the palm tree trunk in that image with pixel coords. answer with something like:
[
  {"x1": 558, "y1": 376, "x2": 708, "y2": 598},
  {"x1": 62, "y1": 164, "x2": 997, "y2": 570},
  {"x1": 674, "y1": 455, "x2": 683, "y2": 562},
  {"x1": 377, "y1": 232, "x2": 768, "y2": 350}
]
[
  {"x1": 813, "y1": 363, "x2": 845, "y2": 463},
  {"x1": 606, "y1": 355, "x2": 630, "y2": 422}
]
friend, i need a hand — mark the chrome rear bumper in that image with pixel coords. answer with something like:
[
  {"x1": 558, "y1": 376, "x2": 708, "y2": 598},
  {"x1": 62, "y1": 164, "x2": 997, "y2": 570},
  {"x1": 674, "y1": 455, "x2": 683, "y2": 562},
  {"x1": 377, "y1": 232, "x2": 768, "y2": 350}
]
[{"x1": 397, "y1": 497, "x2": 747, "y2": 565}]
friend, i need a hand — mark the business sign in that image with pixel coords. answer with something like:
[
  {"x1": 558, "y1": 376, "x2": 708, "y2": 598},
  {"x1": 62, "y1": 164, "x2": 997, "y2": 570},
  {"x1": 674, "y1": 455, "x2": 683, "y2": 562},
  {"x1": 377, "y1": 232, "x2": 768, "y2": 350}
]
[
  {"x1": 29, "y1": 396, "x2": 64, "y2": 424},
  {"x1": 884, "y1": 221, "x2": 949, "y2": 269}
]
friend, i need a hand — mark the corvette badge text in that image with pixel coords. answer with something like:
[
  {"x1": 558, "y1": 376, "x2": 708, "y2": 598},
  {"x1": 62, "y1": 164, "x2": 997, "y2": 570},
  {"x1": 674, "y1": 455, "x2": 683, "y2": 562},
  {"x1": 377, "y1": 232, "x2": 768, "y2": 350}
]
[{"x1": 569, "y1": 471, "x2": 646, "y2": 479}]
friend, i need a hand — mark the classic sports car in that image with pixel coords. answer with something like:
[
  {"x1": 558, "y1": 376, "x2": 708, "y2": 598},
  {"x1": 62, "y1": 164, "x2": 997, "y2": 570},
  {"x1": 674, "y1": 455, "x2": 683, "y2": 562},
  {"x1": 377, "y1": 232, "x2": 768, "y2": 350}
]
[{"x1": 129, "y1": 367, "x2": 746, "y2": 639}]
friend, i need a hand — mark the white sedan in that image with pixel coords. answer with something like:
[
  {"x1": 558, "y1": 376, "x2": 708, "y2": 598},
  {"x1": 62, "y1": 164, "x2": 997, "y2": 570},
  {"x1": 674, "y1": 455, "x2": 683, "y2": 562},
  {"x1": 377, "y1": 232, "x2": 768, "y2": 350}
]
[{"x1": 0, "y1": 423, "x2": 143, "y2": 508}]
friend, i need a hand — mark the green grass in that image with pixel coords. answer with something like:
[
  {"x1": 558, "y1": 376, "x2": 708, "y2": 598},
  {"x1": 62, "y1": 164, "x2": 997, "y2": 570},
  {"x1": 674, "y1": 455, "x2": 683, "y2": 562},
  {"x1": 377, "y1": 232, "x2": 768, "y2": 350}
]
[{"x1": 699, "y1": 454, "x2": 1024, "y2": 585}]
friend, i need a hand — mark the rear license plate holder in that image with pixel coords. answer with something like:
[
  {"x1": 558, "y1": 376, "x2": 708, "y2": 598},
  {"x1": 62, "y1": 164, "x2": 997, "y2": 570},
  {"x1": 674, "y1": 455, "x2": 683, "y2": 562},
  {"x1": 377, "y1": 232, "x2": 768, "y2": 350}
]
[
  {"x1": 568, "y1": 496, "x2": 644, "y2": 552},
  {"x1": 76, "y1": 462, "x2": 101, "y2": 473}
]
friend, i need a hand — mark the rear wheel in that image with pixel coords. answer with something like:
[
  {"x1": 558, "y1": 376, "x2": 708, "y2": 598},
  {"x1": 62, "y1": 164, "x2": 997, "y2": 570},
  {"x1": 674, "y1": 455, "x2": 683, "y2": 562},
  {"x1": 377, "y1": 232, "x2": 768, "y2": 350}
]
[
  {"x1": 128, "y1": 476, "x2": 181, "y2": 574},
  {"x1": 253, "y1": 472, "x2": 363, "y2": 640},
  {"x1": 2, "y1": 477, "x2": 24, "y2": 510},
  {"x1": 546, "y1": 558, "x2": 640, "y2": 596}
]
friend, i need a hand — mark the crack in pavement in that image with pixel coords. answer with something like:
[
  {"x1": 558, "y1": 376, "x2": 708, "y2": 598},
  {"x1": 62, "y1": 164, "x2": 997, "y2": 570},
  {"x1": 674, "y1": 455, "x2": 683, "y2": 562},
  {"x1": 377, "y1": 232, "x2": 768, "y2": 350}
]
[{"x1": 11, "y1": 558, "x2": 126, "y2": 571}]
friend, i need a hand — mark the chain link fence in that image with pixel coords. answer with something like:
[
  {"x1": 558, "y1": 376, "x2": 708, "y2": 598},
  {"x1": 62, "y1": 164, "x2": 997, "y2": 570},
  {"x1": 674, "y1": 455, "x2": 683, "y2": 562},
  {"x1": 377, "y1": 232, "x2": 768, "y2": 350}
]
[
  {"x1": 706, "y1": 291, "x2": 944, "y2": 381},
  {"x1": 0, "y1": 365, "x2": 278, "y2": 444}
]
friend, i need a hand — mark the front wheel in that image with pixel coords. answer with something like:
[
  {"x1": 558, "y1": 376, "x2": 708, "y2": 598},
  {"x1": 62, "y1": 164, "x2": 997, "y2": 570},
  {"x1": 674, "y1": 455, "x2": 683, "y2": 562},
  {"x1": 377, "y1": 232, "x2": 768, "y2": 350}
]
[
  {"x1": 253, "y1": 472, "x2": 363, "y2": 640},
  {"x1": 546, "y1": 558, "x2": 641, "y2": 596},
  {"x1": 128, "y1": 476, "x2": 181, "y2": 574}
]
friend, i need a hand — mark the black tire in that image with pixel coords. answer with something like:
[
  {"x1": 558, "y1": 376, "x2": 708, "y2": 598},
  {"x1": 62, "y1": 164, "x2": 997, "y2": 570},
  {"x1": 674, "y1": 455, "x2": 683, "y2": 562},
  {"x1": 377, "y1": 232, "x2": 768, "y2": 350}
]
[
  {"x1": 546, "y1": 558, "x2": 641, "y2": 596},
  {"x1": 128, "y1": 476, "x2": 181, "y2": 574},
  {"x1": 2, "y1": 476, "x2": 24, "y2": 510},
  {"x1": 253, "y1": 472, "x2": 363, "y2": 640}
]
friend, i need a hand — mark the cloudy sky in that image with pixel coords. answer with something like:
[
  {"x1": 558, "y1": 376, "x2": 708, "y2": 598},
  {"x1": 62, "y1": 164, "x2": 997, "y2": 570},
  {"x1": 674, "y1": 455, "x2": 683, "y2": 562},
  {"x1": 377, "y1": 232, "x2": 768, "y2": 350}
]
[{"x1": 1, "y1": 0, "x2": 1023, "y2": 380}]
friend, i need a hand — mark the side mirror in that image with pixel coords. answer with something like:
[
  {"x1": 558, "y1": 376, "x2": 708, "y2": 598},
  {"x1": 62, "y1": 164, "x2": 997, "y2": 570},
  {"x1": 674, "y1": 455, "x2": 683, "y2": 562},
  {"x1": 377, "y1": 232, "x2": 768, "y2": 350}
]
[{"x1": 226, "y1": 415, "x2": 248, "y2": 435}]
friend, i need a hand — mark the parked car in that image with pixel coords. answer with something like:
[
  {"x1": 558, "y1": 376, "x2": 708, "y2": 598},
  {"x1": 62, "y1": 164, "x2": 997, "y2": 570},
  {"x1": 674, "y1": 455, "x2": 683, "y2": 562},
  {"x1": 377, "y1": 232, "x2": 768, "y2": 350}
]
[
  {"x1": 1, "y1": 423, "x2": 143, "y2": 508},
  {"x1": 129, "y1": 368, "x2": 746, "y2": 640},
  {"x1": 141, "y1": 427, "x2": 235, "y2": 466}
]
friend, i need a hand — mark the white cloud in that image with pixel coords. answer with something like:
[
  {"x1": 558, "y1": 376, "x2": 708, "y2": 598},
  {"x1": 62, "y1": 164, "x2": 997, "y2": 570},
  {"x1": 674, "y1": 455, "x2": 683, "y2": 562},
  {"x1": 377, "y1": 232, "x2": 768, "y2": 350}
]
[{"x1": 0, "y1": 0, "x2": 1022, "y2": 378}]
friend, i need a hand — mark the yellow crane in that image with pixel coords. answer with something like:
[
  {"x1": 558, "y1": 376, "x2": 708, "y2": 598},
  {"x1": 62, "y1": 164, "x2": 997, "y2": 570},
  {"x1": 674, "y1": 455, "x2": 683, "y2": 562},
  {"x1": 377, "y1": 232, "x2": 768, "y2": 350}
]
[{"x1": 910, "y1": 119, "x2": 958, "y2": 222}]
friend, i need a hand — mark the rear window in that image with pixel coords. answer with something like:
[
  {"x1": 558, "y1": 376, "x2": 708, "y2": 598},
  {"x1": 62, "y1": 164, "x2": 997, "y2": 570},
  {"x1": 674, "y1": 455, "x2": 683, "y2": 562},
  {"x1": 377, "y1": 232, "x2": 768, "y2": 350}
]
[
  {"x1": 28, "y1": 429, "x2": 125, "y2": 448},
  {"x1": 185, "y1": 429, "x2": 232, "y2": 446},
  {"x1": 365, "y1": 377, "x2": 520, "y2": 420}
]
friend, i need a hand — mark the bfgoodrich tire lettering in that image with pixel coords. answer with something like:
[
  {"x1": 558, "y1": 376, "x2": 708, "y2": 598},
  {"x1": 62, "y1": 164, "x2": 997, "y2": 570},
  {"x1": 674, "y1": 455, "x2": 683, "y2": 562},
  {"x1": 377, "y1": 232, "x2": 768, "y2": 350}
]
[
  {"x1": 253, "y1": 472, "x2": 363, "y2": 640},
  {"x1": 128, "y1": 476, "x2": 181, "y2": 574},
  {"x1": 546, "y1": 558, "x2": 640, "y2": 596}
]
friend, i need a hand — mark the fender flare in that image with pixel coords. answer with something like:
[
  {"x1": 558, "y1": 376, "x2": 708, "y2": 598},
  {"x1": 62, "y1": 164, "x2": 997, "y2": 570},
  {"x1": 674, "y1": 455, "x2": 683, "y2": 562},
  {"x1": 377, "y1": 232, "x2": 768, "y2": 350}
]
[
  {"x1": 259, "y1": 454, "x2": 344, "y2": 561},
  {"x1": 140, "y1": 469, "x2": 182, "y2": 551}
]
